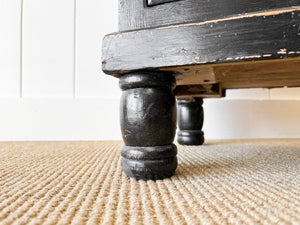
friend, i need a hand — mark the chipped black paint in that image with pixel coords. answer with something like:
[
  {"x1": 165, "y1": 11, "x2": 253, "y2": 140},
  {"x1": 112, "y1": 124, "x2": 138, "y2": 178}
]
[
  {"x1": 120, "y1": 0, "x2": 300, "y2": 31},
  {"x1": 103, "y1": 10, "x2": 300, "y2": 74},
  {"x1": 147, "y1": 0, "x2": 181, "y2": 7}
]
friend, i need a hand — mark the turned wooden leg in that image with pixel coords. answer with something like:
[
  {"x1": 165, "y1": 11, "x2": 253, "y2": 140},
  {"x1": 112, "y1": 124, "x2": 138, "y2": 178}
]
[
  {"x1": 177, "y1": 98, "x2": 205, "y2": 145},
  {"x1": 119, "y1": 71, "x2": 177, "y2": 180}
]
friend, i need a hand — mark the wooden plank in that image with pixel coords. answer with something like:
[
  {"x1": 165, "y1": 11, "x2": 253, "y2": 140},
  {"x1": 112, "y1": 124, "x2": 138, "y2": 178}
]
[
  {"x1": 172, "y1": 57, "x2": 300, "y2": 96},
  {"x1": 174, "y1": 84, "x2": 223, "y2": 98},
  {"x1": 0, "y1": 0, "x2": 22, "y2": 97},
  {"x1": 103, "y1": 8, "x2": 300, "y2": 75},
  {"x1": 22, "y1": 0, "x2": 74, "y2": 97},
  {"x1": 166, "y1": 57, "x2": 300, "y2": 87},
  {"x1": 214, "y1": 58, "x2": 300, "y2": 89},
  {"x1": 119, "y1": 0, "x2": 300, "y2": 31}
]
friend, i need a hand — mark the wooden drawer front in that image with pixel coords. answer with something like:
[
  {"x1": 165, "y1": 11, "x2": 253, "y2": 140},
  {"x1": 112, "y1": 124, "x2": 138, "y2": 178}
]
[{"x1": 119, "y1": 0, "x2": 300, "y2": 31}]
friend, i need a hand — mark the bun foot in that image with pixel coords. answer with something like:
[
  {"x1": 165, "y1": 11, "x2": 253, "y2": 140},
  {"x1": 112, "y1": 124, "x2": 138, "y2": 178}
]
[
  {"x1": 121, "y1": 144, "x2": 177, "y2": 180},
  {"x1": 177, "y1": 98, "x2": 205, "y2": 145},
  {"x1": 178, "y1": 130, "x2": 204, "y2": 145},
  {"x1": 119, "y1": 71, "x2": 177, "y2": 180}
]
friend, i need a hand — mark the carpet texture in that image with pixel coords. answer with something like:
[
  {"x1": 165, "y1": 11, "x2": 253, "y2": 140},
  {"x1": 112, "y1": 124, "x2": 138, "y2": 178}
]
[{"x1": 0, "y1": 140, "x2": 300, "y2": 225}]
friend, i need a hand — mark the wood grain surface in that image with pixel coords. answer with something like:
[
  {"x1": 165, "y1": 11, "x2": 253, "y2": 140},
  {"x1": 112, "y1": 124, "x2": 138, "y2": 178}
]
[
  {"x1": 103, "y1": 8, "x2": 300, "y2": 75},
  {"x1": 119, "y1": 0, "x2": 300, "y2": 31}
]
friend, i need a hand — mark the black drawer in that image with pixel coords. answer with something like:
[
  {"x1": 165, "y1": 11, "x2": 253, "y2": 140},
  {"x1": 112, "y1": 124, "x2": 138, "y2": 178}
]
[
  {"x1": 147, "y1": 0, "x2": 180, "y2": 6},
  {"x1": 119, "y1": 0, "x2": 300, "y2": 31}
]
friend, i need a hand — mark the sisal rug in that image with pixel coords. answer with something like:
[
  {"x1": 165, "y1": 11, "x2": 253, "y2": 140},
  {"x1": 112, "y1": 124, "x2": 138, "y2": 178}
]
[{"x1": 0, "y1": 140, "x2": 299, "y2": 225}]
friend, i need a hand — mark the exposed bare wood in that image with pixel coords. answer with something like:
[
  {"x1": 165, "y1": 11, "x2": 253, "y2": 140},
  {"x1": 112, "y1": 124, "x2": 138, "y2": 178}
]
[
  {"x1": 175, "y1": 84, "x2": 223, "y2": 98},
  {"x1": 163, "y1": 57, "x2": 300, "y2": 88}
]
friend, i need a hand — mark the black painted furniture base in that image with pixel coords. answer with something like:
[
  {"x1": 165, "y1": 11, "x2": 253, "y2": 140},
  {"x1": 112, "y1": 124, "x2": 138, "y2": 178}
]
[
  {"x1": 102, "y1": 1, "x2": 300, "y2": 181},
  {"x1": 177, "y1": 98, "x2": 205, "y2": 145},
  {"x1": 119, "y1": 71, "x2": 177, "y2": 180}
]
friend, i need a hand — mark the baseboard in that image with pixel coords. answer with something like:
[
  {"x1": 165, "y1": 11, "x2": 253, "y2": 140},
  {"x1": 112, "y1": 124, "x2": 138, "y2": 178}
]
[
  {"x1": 204, "y1": 99, "x2": 300, "y2": 139},
  {"x1": 0, "y1": 98, "x2": 121, "y2": 141},
  {"x1": 0, "y1": 98, "x2": 299, "y2": 141}
]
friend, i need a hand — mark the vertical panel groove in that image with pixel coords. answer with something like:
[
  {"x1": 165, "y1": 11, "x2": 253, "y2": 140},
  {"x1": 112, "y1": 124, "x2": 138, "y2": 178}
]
[
  {"x1": 20, "y1": 0, "x2": 24, "y2": 98},
  {"x1": 73, "y1": 0, "x2": 77, "y2": 98}
]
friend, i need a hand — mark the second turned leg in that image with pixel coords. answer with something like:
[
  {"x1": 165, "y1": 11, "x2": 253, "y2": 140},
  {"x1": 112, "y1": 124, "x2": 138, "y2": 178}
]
[{"x1": 177, "y1": 98, "x2": 205, "y2": 145}]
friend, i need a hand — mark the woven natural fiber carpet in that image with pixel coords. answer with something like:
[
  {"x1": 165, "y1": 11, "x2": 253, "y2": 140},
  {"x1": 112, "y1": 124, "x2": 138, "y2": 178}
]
[{"x1": 0, "y1": 140, "x2": 300, "y2": 225}]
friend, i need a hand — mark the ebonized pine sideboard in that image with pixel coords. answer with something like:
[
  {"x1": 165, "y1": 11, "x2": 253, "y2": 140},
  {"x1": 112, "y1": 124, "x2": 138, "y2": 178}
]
[{"x1": 102, "y1": 0, "x2": 300, "y2": 180}]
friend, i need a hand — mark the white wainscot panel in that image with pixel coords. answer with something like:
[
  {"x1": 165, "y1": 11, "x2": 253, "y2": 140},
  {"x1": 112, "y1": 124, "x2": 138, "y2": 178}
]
[
  {"x1": 0, "y1": 0, "x2": 21, "y2": 97},
  {"x1": 75, "y1": 0, "x2": 120, "y2": 99},
  {"x1": 22, "y1": 0, "x2": 74, "y2": 97}
]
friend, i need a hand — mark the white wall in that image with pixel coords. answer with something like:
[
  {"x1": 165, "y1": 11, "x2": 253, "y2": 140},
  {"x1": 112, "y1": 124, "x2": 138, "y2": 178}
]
[{"x1": 0, "y1": 0, "x2": 300, "y2": 141}]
